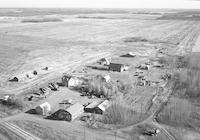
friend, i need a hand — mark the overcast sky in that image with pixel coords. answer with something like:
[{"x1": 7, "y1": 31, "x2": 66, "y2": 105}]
[{"x1": 0, "y1": 0, "x2": 200, "y2": 9}]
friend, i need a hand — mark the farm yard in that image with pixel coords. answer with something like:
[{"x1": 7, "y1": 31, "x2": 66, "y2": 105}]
[{"x1": 0, "y1": 8, "x2": 200, "y2": 140}]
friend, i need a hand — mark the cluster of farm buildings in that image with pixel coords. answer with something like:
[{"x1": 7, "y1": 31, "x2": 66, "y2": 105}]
[{"x1": 5, "y1": 51, "x2": 169, "y2": 122}]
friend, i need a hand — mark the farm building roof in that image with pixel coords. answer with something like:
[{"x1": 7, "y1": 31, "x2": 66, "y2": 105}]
[
  {"x1": 85, "y1": 101, "x2": 100, "y2": 109},
  {"x1": 97, "y1": 100, "x2": 110, "y2": 112},
  {"x1": 66, "y1": 103, "x2": 83, "y2": 115}
]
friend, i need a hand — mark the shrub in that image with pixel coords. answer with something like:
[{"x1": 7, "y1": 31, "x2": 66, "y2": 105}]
[{"x1": 0, "y1": 96, "x2": 25, "y2": 110}]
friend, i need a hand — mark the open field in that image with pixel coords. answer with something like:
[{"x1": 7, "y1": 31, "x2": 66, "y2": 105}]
[{"x1": 1, "y1": 9, "x2": 200, "y2": 140}]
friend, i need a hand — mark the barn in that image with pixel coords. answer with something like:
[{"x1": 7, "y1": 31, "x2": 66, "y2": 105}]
[
  {"x1": 51, "y1": 103, "x2": 84, "y2": 121},
  {"x1": 35, "y1": 102, "x2": 51, "y2": 115},
  {"x1": 109, "y1": 63, "x2": 128, "y2": 72},
  {"x1": 94, "y1": 100, "x2": 110, "y2": 114}
]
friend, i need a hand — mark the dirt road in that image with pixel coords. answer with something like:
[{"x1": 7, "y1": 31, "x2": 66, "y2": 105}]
[
  {"x1": 2, "y1": 51, "x2": 111, "y2": 95},
  {"x1": 192, "y1": 31, "x2": 200, "y2": 52},
  {"x1": 150, "y1": 88, "x2": 176, "y2": 140},
  {"x1": 1, "y1": 121, "x2": 41, "y2": 140}
]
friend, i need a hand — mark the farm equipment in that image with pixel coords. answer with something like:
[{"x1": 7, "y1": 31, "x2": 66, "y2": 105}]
[{"x1": 48, "y1": 82, "x2": 59, "y2": 91}]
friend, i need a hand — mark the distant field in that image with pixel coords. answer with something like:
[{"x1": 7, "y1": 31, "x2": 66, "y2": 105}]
[
  {"x1": 1, "y1": 8, "x2": 200, "y2": 140},
  {"x1": 21, "y1": 17, "x2": 63, "y2": 23},
  {"x1": 0, "y1": 10, "x2": 200, "y2": 95}
]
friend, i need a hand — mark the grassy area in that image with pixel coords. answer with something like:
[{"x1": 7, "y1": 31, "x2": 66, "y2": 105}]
[
  {"x1": 0, "y1": 124, "x2": 23, "y2": 140},
  {"x1": 13, "y1": 120, "x2": 78, "y2": 140}
]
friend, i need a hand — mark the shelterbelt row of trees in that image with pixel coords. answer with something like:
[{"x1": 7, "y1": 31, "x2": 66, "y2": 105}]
[{"x1": 158, "y1": 54, "x2": 200, "y2": 130}]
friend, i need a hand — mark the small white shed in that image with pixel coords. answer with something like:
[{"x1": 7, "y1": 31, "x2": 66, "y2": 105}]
[
  {"x1": 103, "y1": 75, "x2": 111, "y2": 83},
  {"x1": 35, "y1": 102, "x2": 51, "y2": 115}
]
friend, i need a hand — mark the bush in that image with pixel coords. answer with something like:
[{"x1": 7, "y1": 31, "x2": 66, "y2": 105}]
[{"x1": 0, "y1": 96, "x2": 25, "y2": 110}]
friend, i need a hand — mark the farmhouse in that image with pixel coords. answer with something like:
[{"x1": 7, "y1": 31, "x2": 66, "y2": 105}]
[
  {"x1": 52, "y1": 103, "x2": 84, "y2": 121},
  {"x1": 94, "y1": 100, "x2": 110, "y2": 114},
  {"x1": 35, "y1": 102, "x2": 51, "y2": 115},
  {"x1": 109, "y1": 63, "x2": 129, "y2": 72},
  {"x1": 99, "y1": 57, "x2": 111, "y2": 65},
  {"x1": 62, "y1": 75, "x2": 82, "y2": 87}
]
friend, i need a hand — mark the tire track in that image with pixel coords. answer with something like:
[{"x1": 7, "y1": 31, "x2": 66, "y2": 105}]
[{"x1": 1, "y1": 121, "x2": 41, "y2": 140}]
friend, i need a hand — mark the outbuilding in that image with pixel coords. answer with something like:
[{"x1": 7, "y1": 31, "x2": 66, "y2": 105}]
[
  {"x1": 35, "y1": 102, "x2": 51, "y2": 115},
  {"x1": 121, "y1": 52, "x2": 136, "y2": 57},
  {"x1": 109, "y1": 63, "x2": 129, "y2": 72},
  {"x1": 102, "y1": 75, "x2": 111, "y2": 83},
  {"x1": 94, "y1": 100, "x2": 110, "y2": 114},
  {"x1": 9, "y1": 74, "x2": 26, "y2": 82},
  {"x1": 84, "y1": 101, "x2": 100, "y2": 113},
  {"x1": 52, "y1": 103, "x2": 84, "y2": 121},
  {"x1": 152, "y1": 61, "x2": 164, "y2": 68}
]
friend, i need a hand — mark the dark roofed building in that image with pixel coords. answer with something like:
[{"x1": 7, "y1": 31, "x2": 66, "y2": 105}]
[
  {"x1": 109, "y1": 63, "x2": 129, "y2": 72},
  {"x1": 49, "y1": 103, "x2": 84, "y2": 121}
]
